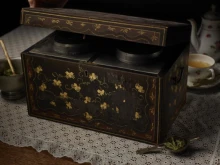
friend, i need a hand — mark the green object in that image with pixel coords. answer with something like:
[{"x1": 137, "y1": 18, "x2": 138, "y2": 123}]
[
  {"x1": 3, "y1": 69, "x2": 13, "y2": 76},
  {"x1": 164, "y1": 137, "x2": 186, "y2": 151}
]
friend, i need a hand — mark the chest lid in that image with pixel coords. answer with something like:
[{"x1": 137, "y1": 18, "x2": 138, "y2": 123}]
[{"x1": 20, "y1": 8, "x2": 191, "y2": 47}]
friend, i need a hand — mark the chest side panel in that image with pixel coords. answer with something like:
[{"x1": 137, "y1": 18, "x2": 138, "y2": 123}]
[
  {"x1": 159, "y1": 46, "x2": 189, "y2": 141},
  {"x1": 22, "y1": 53, "x2": 159, "y2": 144}
]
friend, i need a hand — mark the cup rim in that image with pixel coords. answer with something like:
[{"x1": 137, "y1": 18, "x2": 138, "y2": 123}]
[{"x1": 188, "y1": 54, "x2": 215, "y2": 69}]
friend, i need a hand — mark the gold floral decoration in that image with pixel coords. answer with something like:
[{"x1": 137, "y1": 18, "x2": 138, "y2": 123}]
[
  {"x1": 84, "y1": 112, "x2": 93, "y2": 121},
  {"x1": 66, "y1": 20, "x2": 73, "y2": 26},
  {"x1": 150, "y1": 107, "x2": 155, "y2": 115},
  {"x1": 94, "y1": 24, "x2": 101, "y2": 30},
  {"x1": 135, "y1": 83, "x2": 145, "y2": 93},
  {"x1": 60, "y1": 92, "x2": 68, "y2": 99},
  {"x1": 52, "y1": 19, "x2": 60, "y2": 23},
  {"x1": 138, "y1": 31, "x2": 145, "y2": 35},
  {"x1": 151, "y1": 33, "x2": 158, "y2": 41},
  {"x1": 174, "y1": 86, "x2": 178, "y2": 93},
  {"x1": 65, "y1": 101, "x2": 72, "y2": 109},
  {"x1": 71, "y1": 83, "x2": 81, "y2": 92},
  {"x1": 26, "y1": 16, "x2": 31, "y2": 24},
  {"x1": 152, "y1": 79, "x2": 156, "y2": 89},
  {"x1": 34, "y1": 66, "x2": 43, "y2": 73},
  {"x1": 95, "y1": 122, "x2": 100, "y2": 126},
  {"x1": 150, "y1": 92, "x2": 155, "y2": 101},
  {"x1": 38, "y1": 17, "x2": 45, "y2": 21},
  {"x1": 89, "y1": 73, "x2": 98, "y2": 81},
  {"x1": 81, "y1": 23, "x2": 86, "y2": 27},
  {"x1": 108, "y1": 26, "x2": 115, "y2": 31},
  {"x1": 65, "y1": 71, "x2": 75, "y2": 79},
  {"x1": 151, "y1": 123, "x2": 154, "y2": 131},
  {"x1": 131, "y1": 130, "x2": 137, "y2": 136},
  {"x1": 115, "y1": 84, "x2": 123, "y2": 89},
  {"x1": 134, "y1": 112, "x2": 141, "y2": 120},
  {"x1": 39, "y1": 83, "x2": 47, "y2": 91},
  {"x1": 120, "y1": 28, "x2": 131, "y2": 33},
  {"x1": 97, "y1": 89, "x2": 105, "y2": 96},
  {"x1": 84, "y1": 96, "x2": 91, "y2": 104},
  {"x1": 116, "y1": 107, "x2": 119, "y2": 113},
  {"x1": 53, "y1": 79, "x2": 62, "y2": 87},
  {"x1": 50, "y1": 101, "x2": 56, "y2": 107},
  {"x1": 100, "y1": 102, "x2": 108, "y2": 110}
]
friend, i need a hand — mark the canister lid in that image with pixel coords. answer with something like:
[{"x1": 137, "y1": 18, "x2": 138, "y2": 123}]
[{"x1": 203, "y1": 4, "x2": 220, "y2": 20}]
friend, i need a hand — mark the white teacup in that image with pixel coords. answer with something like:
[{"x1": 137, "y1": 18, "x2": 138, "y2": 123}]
[{"x1": 187, "y1": 54, "x2": 215, "y2": 86}]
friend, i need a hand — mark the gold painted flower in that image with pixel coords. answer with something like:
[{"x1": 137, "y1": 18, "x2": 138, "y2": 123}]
[
  {"x1": 66, "y1": 101, "x2": 72, "y2": 109},
  {"x1": 84, "y1": 96, "x2": 91, "y2": 104},
  {"x1": 151, "y1": 34, "x2": 158, "y2": 41},
  {"x1": 50, "y1": 101, "x2": 56, "y2": 107},
  {"x1": 89, "y1": 73, "x2": 98, "y2": 81},
  {"x1": 134, "y1": 112, "x2": 141, "y2": 120},
  {"x1": 53, "y1": 79, "x2": 62, "y2": 87},
  {"x1": 81, "y1": 23, "x2": 86, "y2": 27},
  {"x1": 38, "y1": 17, "x2": 45, "y2": 21},
  {"x1": 116, "y1": 106, "x2": 119, "y2": 113},
  {"x1": 135, "y1": 83, "x2": 145, "y2": 93},
  {"x1": 115, "y1": 84, "x2": 123, "y2": 89},
  {"x1": 100, "y1": 102, "x2": 108, "y2": 110},
  {"x1": 71, "y1": 83, "x2": 81, "y2": 92},
  {"x1": 108, "y1": 26, "x2": 115, "y2": 31},
  {"x1": 34, "y1": 66, "x2": 43, "y2": 73},
  {"x1": 150, "y1": 107, "x2": 155, "y2": 115},
  {"x1": 60, "y1": 92, "x2": 68, "y2": 99},
  {"x1": 39, "y1": 83, "x2": 46, "y2": 91},
  {"x1": 138, "y1": 30, "x2": 145, "y2": 35},
  {"x1": 97, "y1": 89, "x2": 105, "y2": 96},
  {"x1": 52, "y1": 19, "x2": 60, "y2": 23},
  {"x1": 94, "y1": 24, "x2": 101, "y2": 30},
  {"x1": 84, "y1": 112, "x2": 93, "y2": 121},
  {"x1": 66, "y1": 20, "x2": 73, "y2": 26},
  {"x1": 150, "y1": 92, "x2": 155, "y2": 101},
  {"x1": 121, "y1": 28, "x2": 131, "y2": 33},
  {"x1": 65, "y1": 71, "x2": 75, "y2": 79}
]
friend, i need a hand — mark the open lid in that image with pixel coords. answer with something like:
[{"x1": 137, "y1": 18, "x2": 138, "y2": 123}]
[{"x1": 20, "y1": 7, "x2": 191, "y2": 47}]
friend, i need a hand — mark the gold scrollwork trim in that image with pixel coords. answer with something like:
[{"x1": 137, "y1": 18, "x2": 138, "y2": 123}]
[
  {"x1": 22, "y1": 9, "x2": 167, "y2": 29},
  {"x1": 108, "y1": 26, "x2": 116, "y2": 31},
  {"x1": 66, "y1": 20, "x2": 73, "y2": 26},
  {"x1": 120, "y1": 28, "x2": 131, "y2": 33},
  {"x1": 38, "y1": 17, "x2": 45, "y2": 21},
  {"x1": 52, "y1": 19, "x2": 60, "y2": 23},
  {"x1": 25, "y1": 16, "x2": 31, "y2": 24},
  {"x1": 94, "y1": 24, "x2": 101, "y2": 30},
  {"x1": 32, "y1": 24, "x2": 153, "y2": 44},
  {"x1": 25, "y1": 14, "x2": 161, "y2": 45}
]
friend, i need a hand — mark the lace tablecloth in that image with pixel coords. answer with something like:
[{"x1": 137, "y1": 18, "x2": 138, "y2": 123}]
[{"x1": 0, "y1": 25, "x2": 220, "y2": 165}]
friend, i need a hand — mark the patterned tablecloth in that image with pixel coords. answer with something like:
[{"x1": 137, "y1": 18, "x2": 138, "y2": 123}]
[{"x1": 0, "y1": 25, "x2": 220, "y2": 165}]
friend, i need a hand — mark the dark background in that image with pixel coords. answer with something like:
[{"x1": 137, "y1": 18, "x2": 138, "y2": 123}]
[{"x1": 0, "y1": 0, "x2": 219, "y2": 36}]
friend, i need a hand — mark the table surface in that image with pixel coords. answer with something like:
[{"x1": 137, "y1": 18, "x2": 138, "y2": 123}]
[{"x1": 0, "y1": 25, "x2": 220, "y2": 165}]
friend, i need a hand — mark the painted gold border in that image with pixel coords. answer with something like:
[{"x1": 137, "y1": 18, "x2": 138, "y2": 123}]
[
  {"x1": 21, "y1": 9, "x2": 167, "y2": 46},
  {"x1": 156, "y1": 78, "x2": 161, "y2": 144}
]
